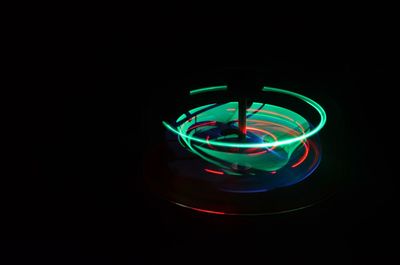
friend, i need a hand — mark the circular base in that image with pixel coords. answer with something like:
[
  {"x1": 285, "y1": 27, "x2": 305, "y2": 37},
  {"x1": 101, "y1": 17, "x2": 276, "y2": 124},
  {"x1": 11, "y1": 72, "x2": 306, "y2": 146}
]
[{"x1": 145, "y1": 137, "x2": 337, "y2": 215}]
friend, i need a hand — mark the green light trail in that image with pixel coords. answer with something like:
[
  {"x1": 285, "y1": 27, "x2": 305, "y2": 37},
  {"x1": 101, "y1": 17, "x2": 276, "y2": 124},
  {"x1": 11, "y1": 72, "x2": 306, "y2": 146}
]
[
  {"x1": 189, "y1": 85, "x2": 228, "y2": 96},
  {"x1": 164, "y1": 87, "x2": 326, "y2": 149}
]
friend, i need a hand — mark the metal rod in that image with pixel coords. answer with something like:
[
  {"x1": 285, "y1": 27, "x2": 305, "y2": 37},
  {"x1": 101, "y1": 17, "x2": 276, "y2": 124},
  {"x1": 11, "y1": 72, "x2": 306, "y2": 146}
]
[{"x1": 238, "y1": 98, "x2": 247, "y2": 140}]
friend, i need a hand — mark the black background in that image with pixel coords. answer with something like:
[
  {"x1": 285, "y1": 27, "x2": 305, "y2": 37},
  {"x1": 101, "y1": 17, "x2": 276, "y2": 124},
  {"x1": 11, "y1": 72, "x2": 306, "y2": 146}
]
[{"x1": 4, "y1": 5, "x2": 398, "y2": 264}]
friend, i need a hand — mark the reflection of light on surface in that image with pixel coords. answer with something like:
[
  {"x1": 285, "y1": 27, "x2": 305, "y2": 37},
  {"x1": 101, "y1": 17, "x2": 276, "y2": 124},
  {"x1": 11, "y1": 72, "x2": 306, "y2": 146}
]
[
  {"x1": 204, "y1": 168, "x2": 224, "y2": 175},
  {"x1": 174, "y1": 202, "x2": 226, "y2": 215}
]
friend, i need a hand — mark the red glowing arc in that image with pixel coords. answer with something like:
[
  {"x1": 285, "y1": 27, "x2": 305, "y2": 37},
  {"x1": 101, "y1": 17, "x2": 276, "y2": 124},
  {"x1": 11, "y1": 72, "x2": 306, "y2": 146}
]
[
  {"x1": 189, "y1": 207, "x2": 226, "y2": 215},
  {"x1": 204, "y1": 168, "x2": 224, "y2": 175},
  {"x1": 174, "y1": 202, "x2": 226, "y2": 215}
]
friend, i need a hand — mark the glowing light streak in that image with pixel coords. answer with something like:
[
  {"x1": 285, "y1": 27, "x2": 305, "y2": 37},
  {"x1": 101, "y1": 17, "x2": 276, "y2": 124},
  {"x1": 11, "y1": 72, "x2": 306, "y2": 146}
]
[
  {"x1": 204, "y1": 168, "x2": 225, "y2": 175},
  {"x1": 189, "y1": 85, "x2": 228, "y2": 95},
  {"x1": 291, "y1": 142, "x2": 310, "y2": 168},
  {"x1": 163, "y1": 85, "x2": 326, "y2": 148},
  {"x1": 187, "y1": 121, "x2": 217, "y2": 132},
  {"x1": 174, "y1": 202, "x2": 226, "y2": 215},
  {"x1": 247, "y1": 150, "x2": 268, "y2": 156}
]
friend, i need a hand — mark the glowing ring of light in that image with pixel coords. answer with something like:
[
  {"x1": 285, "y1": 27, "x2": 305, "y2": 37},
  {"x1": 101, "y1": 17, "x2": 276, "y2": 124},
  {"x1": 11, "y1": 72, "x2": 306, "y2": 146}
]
[{"x1": 163, "y1": 86, "x2": 326, "y2": 148}]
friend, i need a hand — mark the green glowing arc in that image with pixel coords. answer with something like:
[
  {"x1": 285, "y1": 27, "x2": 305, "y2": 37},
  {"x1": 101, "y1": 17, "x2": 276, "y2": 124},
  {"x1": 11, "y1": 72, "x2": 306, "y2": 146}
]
[
  {"x1": 163, "y1": 86, "x2": 327, "y2": 149},
  {"x1": 189, "y1": 85, "x2": 228, "y2": 95}
]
